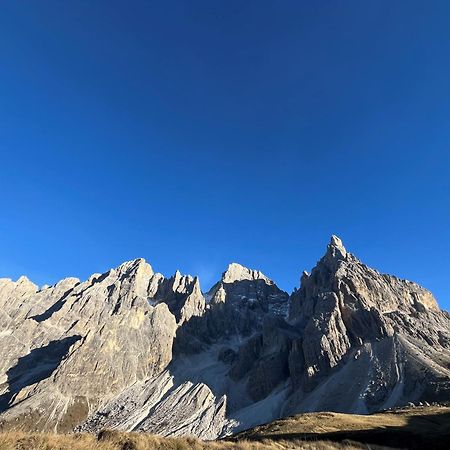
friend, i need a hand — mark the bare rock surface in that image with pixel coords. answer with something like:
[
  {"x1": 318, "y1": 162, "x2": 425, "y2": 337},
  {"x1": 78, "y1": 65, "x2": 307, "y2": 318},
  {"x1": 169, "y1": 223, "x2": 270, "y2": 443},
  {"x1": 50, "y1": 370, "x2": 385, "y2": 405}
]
[
  {"x1": 151, "y1": 271, "x2": 205, "y2": 325},
  {"x1": 0, "y1": 237, "x2": 449, "y2": 438},
  {"x1": 0, "y1": 259, "x2": 177, "y2": 432}
]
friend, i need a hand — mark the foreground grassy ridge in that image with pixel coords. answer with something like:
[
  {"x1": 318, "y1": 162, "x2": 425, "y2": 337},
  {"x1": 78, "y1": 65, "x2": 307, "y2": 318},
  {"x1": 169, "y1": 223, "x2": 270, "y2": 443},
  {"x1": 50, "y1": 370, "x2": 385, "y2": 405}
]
[
  {"x1": 233, "y1": 406, "x2": 450, "y2": 450},
  {"x1": 3, "y1": 406, "x2": 449, "y2": 449},
  {"x1": 0, "y1": 430, "x2": 375, "y2": 450}
]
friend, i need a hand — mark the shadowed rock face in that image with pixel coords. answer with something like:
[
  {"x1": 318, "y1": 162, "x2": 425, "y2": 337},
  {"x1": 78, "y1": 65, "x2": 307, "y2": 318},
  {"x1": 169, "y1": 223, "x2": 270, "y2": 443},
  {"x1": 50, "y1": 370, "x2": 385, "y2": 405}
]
[
  {"x1": 0, "y1": 335, "x2": 82, "y2": 413},
  {"x1": 150, "y1": 271, "x2": 205, "y2": 325},
  {"x1": 0, "y1": 237, "x2": 449, "y2": 438}
]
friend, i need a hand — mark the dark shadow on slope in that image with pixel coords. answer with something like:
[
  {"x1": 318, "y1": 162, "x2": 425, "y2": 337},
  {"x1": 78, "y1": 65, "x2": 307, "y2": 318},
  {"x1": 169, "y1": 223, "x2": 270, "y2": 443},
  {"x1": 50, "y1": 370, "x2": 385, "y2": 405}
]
[
  {"x1": 30, "y1": 287, "x2": 77, "y2": 322},
  {"x1": 172, "y1": 278, "x2": 289, "y2": 355},
  {"x1": 165, "y1": 279, "x2": 295, "y2": 416},
  {"x1": 30, "y1": 273, "x2": 113, "y2": 323},
  {"x1": 230, "y1": 409, "x2": 450, "y2": 450},
  {"x1": 0, "y1": 335, "x2": 81, "y2": 412}
]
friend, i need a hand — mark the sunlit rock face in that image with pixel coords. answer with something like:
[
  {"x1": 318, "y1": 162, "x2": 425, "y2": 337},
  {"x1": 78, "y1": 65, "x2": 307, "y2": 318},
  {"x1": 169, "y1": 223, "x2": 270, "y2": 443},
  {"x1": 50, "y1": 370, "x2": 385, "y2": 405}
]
[{"x1": 1, "y1": 237, "x2": 449, "y2": 438}]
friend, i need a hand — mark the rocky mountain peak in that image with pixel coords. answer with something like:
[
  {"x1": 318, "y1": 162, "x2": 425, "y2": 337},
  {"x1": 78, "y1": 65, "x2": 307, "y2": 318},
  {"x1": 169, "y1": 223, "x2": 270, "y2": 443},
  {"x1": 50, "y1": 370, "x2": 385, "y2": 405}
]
[
  {"x1": 149, "y1": 270, "x2": 205, "y2": 325},
  {"x1": 222, "y1": 262, "x2": 273, "y2": 285},
  {"x1": 327, "y1": 235, "x2": 347, "y2": 260},
  {"x1": 9, "y1": 275, "x2": 38, "y2": 292},
  {"x1": 116, "y1": 258, "x2": 154, "y2": 277},
  {"x1": 0, "y1": 237, "x2": 449, "y2": 438},
  {"x1": 16, "y1": 275, "x2": 33, "y2": 285},
  {"x1": 172, "y1": 270, "x2": 195, "y2": 293},
  {"x1": 0, "y1": 275, "x2": 38, "y2": 300}
]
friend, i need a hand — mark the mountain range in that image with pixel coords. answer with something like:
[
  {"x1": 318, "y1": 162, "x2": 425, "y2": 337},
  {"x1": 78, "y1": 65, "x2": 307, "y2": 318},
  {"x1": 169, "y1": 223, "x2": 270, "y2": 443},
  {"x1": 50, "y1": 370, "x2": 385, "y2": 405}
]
[{"x1": 1, "y1": 236, "x2": 449, "y2": 439}]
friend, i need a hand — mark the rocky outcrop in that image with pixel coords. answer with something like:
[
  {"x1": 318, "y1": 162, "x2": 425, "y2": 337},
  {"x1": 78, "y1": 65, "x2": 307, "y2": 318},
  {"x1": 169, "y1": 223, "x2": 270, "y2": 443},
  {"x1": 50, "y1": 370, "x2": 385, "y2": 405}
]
[
  {"x1": 0, "y1": 259, "x2": 177, "y2": 432},
  {"x1": 209, "y1": 263, "x2": 288, "y2": 314},
  {"x1": 0, "y1": 237, "x2": 449, "y2": 438},
  {"x1": 172, "y1": 263, "x2": 289, "y2": 354},
  {"x1": 151, "y1": 271, "x2": 206, "y2": 324},
  {"x1": 284, "y1": 236, "x2": 450, "y2": 412},
  {"x1": 76, "y1": 370, "x2": 230, "y2": 440}
]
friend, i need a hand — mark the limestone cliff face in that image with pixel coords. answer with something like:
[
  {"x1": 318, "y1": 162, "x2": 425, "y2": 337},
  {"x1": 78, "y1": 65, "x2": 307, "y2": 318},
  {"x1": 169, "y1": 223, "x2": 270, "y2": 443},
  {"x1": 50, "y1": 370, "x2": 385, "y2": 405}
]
[
  {"x1": 0, "y1": 259, "x2": 177, "y2": 431},
  {"x1": 0, "y1": 237, "x2": 449, "y2": 437},
  {"x1": 150, "y1": 271, "x2": 206, "y2": 325},
  {"x1": 172, "y1": 263, "x2": 289, "y2": 353},
  {"x1": 285, "y1": 236, "x2": 450, "y2": 412}
]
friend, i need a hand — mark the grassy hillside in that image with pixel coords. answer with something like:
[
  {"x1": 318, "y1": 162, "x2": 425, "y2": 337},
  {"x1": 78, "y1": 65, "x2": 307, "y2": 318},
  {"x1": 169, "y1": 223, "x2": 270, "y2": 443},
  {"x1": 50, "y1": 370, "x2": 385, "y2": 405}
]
[
  {"x1": 0, "y1": 430, "x2": 373, "y2": 450},
  {"x1": 232, "y1": 405, "x2": 450, "y2": 449},
  {"x1": 1, "y1": 406, "x2": 449, "y2": 449}
]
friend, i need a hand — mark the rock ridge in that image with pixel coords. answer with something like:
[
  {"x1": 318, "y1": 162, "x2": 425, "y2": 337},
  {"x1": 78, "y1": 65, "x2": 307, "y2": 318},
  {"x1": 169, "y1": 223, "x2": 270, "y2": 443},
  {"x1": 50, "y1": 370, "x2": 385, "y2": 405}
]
[{"x1": 0, "y1": 236, "x2": 449, "y2": 438}]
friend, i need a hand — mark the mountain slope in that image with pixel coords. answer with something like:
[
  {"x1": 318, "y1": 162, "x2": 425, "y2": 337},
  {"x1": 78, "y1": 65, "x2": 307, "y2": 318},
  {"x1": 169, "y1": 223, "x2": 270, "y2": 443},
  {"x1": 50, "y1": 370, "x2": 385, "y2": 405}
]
[
  {"x1": 232, "y1": 405, "x2": 450, "y2": 450},
  {"x1": 284, "y1": 236, "x2": 450, "y2": 415},
  {"x1": 0, "y1": 237, "x2": 449, "y2": 438}
]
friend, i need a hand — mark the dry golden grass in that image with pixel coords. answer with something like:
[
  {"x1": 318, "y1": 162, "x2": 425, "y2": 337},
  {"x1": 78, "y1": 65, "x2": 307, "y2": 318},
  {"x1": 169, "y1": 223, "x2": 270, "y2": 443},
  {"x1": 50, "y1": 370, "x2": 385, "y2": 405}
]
[
  {"x1": 6, "y1": 406, "x2": 448, "y2": 450},
  {"x1": 0, "y1": 430, "x2": 367, "y2": 450},
  {"x1": 233, "y1": 406, "x2": 450, "y2": 450}
]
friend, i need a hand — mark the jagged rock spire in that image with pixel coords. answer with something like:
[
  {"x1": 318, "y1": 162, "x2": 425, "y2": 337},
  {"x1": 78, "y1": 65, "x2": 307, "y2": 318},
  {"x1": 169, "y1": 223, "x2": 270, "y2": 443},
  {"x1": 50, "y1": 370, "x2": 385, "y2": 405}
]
[{"x1": 327, "y1": 235, "x2": 347, "y2": 260}]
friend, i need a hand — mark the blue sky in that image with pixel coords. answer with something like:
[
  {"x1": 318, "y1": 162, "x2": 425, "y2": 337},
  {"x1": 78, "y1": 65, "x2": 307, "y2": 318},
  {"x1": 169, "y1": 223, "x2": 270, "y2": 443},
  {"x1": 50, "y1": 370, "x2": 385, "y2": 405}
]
[{"x1": 1, "y1": 1, "x2": 449, "y2": 309}]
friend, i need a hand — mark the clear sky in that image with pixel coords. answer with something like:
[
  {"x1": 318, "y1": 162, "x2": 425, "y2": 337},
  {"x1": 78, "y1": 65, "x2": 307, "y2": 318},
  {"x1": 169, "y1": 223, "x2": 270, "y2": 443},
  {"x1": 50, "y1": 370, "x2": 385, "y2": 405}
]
[{"x1": 1, "y1": 1, "x2": 449, "y2": 309}]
